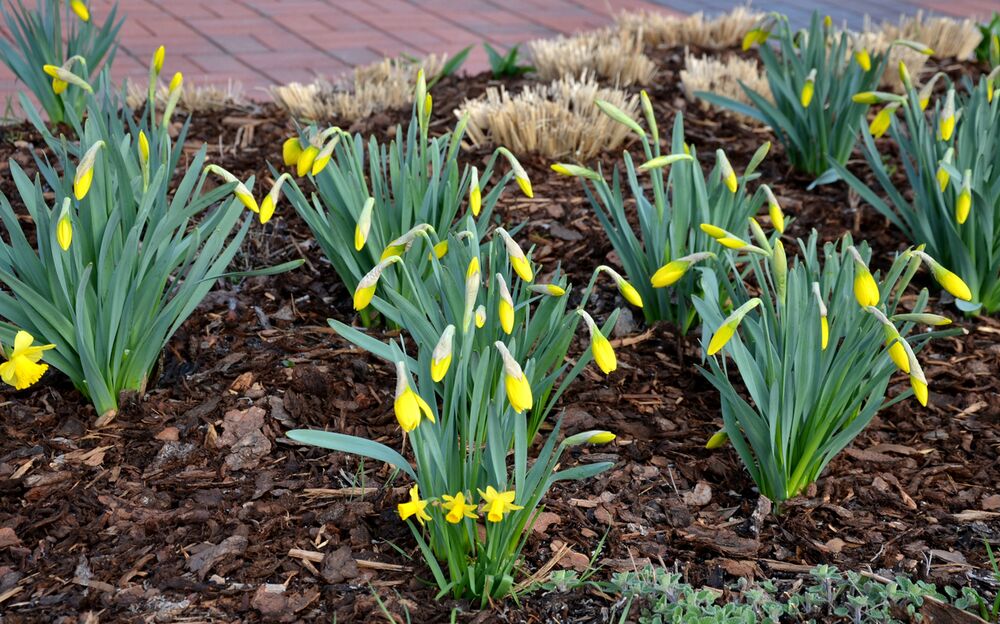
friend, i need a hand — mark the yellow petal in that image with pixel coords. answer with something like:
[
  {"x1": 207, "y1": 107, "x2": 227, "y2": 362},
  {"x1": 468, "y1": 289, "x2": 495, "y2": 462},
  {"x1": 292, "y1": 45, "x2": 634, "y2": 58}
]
[
  {"x1": 282, "y1": 138, "x2": 302, "y2": 167},
  {"x1": 820, "y1": 316, "x2": 829, "y2": 350},
  {"x1": 592, "y1": 334, "x2": 617, "y2": 375},
  {"x1": 511, "y1": 256, "x2": 534, "y2": 283},
  {"x1": 651, "y1": 260, "x2": 689, "y2": 288},
  {"x1": 353, "y1": 284, "x2": 376, "y2": 311},
  {"x1": 707, "y1": 324, "x2": 735, "y2": 356},
  {"x1": 499, "y1": 300, "x2": 514, "y2": 335},
  {"x1": 70, "y1": 0, "x2": 90, "y2": 22}
]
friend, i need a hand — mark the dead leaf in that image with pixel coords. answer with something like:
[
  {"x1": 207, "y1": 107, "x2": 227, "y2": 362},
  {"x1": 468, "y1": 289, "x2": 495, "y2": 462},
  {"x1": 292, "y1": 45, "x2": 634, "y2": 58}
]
[
  {"x1": 683, "y1": 482, "x2": 712, "y2": 507},
  {"x1": 187, "y1": 535, "x2": 249, "y2": 580},
  {"x1": 0, "y1": 527, "x2": 20, "y2": 549},
  {"x1": 531, "y1": 511, "x2": 561, "y2": 535},
  {"x1": 981, "y1": 494, "x2": 1000, "y2": 511},
  {"x1": 321, "y1": 546, "x2": 359, "y2": 584}
]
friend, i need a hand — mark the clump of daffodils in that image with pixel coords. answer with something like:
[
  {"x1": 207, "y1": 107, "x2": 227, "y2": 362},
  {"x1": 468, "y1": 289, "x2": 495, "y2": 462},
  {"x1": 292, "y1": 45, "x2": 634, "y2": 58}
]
[
  {"x1": 282, "y1": 75, "x2": 531, "y2": 328},
  {"x1": 557, "y1": 90, "x2": 774, "y2": 331},
  {"x1": 836, "y1": 68, "x2": 1000, "y2": 313},
  {"x1": 703, "y1": 11, "x2": 925, "y2": 177},
  {"x1": 693, "y1": 226, "x2": 956, "y2": 504},
  {"x1": 289, "y1": 227, "x2": 625, "y2": 603}
]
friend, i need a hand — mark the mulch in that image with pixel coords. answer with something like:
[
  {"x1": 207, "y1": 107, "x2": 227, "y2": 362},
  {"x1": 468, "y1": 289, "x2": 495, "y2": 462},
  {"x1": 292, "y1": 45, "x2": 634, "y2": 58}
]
[{"x1": 1, "y1": 43, "x2": 998, "y2": 623}]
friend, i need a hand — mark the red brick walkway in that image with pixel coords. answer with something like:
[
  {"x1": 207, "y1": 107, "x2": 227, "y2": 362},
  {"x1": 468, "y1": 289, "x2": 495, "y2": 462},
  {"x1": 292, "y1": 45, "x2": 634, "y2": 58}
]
[
  {"x1": 0, "y1": 0, "x2": 668, "y2": 104},
  {"x1": 0, "y1": 0, "x2": 992, "y2": 106}
]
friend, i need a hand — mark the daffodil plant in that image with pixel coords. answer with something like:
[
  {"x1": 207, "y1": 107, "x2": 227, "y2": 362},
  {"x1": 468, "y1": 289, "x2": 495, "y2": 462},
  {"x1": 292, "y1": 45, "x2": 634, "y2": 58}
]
[
  {"x1": 288, "y1": 228, "x2": 619, "y2": 602},
  {"x1": 693, "y1": 229, "x2": 960, "y2": 504},
  {"x1": 555, "y1": 96, "x2": 771, "y2": 331},
  {"x1": 700, "y1": 12, "x2": 921, "y2": 178},
  {"x1": 282, "y1": 72, "x2": 529, "y2": 325},
  {"x1": 0, "y1": 75, "x2": 298, "y2": 422},
  {"x1": 833, "y1": 70, "x2": 1000, "y2": 313},
  {"x1": 0, "y1": 0, "x2": 122, "y2": 123}
]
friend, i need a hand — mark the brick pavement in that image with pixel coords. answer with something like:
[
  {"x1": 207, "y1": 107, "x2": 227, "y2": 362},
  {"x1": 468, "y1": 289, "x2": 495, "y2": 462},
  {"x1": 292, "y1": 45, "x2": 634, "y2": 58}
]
[{"x1": 0, "y1": 0, "x2": 993, "y2": 106}]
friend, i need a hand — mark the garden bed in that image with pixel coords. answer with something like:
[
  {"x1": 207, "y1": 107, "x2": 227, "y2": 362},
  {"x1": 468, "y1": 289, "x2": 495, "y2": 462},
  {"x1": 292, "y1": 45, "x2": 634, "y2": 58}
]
[{"x1": 1, "y1": 41, "x2": 999, "y2": 623}]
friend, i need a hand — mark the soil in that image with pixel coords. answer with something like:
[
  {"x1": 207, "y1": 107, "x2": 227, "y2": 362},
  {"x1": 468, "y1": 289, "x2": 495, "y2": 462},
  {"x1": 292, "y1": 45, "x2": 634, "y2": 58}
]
[{"x1": 1, "y1": 44, "x2": 998, "y2": 623}]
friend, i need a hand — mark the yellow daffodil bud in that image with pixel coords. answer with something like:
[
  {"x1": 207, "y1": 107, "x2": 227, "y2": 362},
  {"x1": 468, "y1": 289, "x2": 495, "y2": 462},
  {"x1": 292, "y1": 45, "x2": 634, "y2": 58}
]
[
  {"x1": 311, "y1": 135, "x2": 341, "y2": 176},
  {"x1": 477, "y1": 485, "x2": 523, "y2": 523},
  {"x1": 900, "y1": 340, "x2": 928, "y2": 407},
  {"x1": 497, "y1": 274, "x2": 515, "y2": 335},
  {"x1": 70, "y1": 0, "x2": 90, "y2": 22},
  {"x1": 867, "y1": 307, "x2": 910, "y2": 373},
  {"x1": 469, "y1": 166, "x2": 481, "y2": 216},
  {"x1": 762, "y1": 185, "x2": 784, "y2": 233},
  {"x1": 529, "y1": 283, "x2": 566, "y2": 297},
  {"x1": 495, "y1": 227, "x2": 533, "y2": 283},
  {"x1": 0, "y1": 330, "x2": 56, "y2": 390},
  {"x1": 707, "y1": 298, "x2": 761, "y2": 356},
  {"x1": 168, "y1": 71, "x2": 183, "y2": 93},
  {"x1": 637, "y1": 154, "x2": 694, "y2": 172},
  {"x1": 296, "y1": 145, "x2": 319, "y2": 177},
  {"x1": 640, "y1": 89, "x2": 657, "y2": 144},
  {"x1": 55, "y1": 198, "x2": 73, "y2": 251},
  {"x1": 495, "y1": 341, "x2": 532, "y2": 413},
  {"x1": 956, "y1": 171, "x2": 971, "y2": 225},
  {"x1": 498, "y1": 147, "x2": 532, "y2": 198},
  {"x1": 706, "y1": 430, "x2": 729, "y2": 449},
  {"x1": 800, "y1": 69, "x2": 816, "y2": 108},
  {"x1": 938, "y1": 89, "x2": 955, "y2": 142},
  {"x1": 936, "y1": 148, "x2": 954, "y2": 192},
  {"x1": 394, "y1": 361, "x2": 435, "y2": 432},
  {"x1": 848, "y1": 246, "x2": 879, "y2": 307},
  {"x1": 152, "y1": 45, "x2": 165, "y2": 75},
  {"x1": 430, "y1": 325, "x2": 455, "y2": 382},
  {"x1": 430, "y1": 240, "x2": 448, "y2": 260},
  {"x1": 205, "y1": 165, "x2": 258, "y2": 213},
  {"x1": 823, "y1": 15, "x2": 832, "y2": 28},
  {"x1": 597, "y1": 266, "x2": 642, "y2": 307},
  {"x1": 260, "y1": 173, "x2": 291, "y2": 224},
  {"x1": 851, "y1": 91, "x2": 904, "y2": 105},
  {"x1": 812, "y1": 283, "x2": 829, "y2": 351},
  {"x1": 353, "y1": 256, "x2": 400, "y2": 311},
  {"x1": 651, "y1": 252, "x2": 715, "y2": 288},
  {"x1": 69, "y1": 1, "x2": 92, "y2": 23},
  {"x1": 137, "y1": 130, "x2": 149, "y2": 165},
  {"x1": 282, "y1": 137, "x2": 303, "y2": 167},
  {"x1": 380, "y1": 224, "x2": 433, "y2": 261},
  {"x1": 73, "y1": 140, "x2": 105, "y2": 200},
  {"x1": 441, "y1": 492, "x2": 477, "y2": 524},
  {"x1": 595, "y1": 99, "x2": 645, "y2": 138},
  {"x1": 586, "y1": 431, "x2": 616, "y2": 445},
  {"x1": 869, "y1": 104, "x2": 898, "y2": 138},
  {"x1": 854, "y1": 48, "x2": 872, "y2": 71},
  {"x1": 917, "y1": 73, "x2": 943, "y2": 111},
  {"x1": 463, "y1": 256, "x2": 482, "y2": 331},
  {"x1": 551, "y1": 162, "x2": 602, "y2": 179},
  {"x1": 717, "y1": 149, "x2": 738, "y2": 193},
  {"x1": 700, "y1": 222, "x2": 752, "y2": 250},
  {"x1": 578, "y1": 310, "x2": 616, "y2": 375},
  {"x1": 44, "y1": 58, "x2": 92, "y2": 94},
  {"x1": 891, "y1": 313, "x2": 951, "y2": 326},
  {"x1": 898, "y1": 61, "x2": 913, "y2": 92},
  {"x1": 398, "y1": 484, "x2": 432, "y2": 524},
  {"x1": 773, "y1": 239, "x2": 787, "y2": 303},
  {"x1": 475, "y1": 305, "x2": 486, "y2": 328},
  {"x1": 354, "y1": 197, "x2": 374, "y2": 251},
  {"x1": 915, "y1": 251, "x2": 972, "y2": 301},
  {"x1": 742, "y1": 27, "x2": 768, "y2": 50}
]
